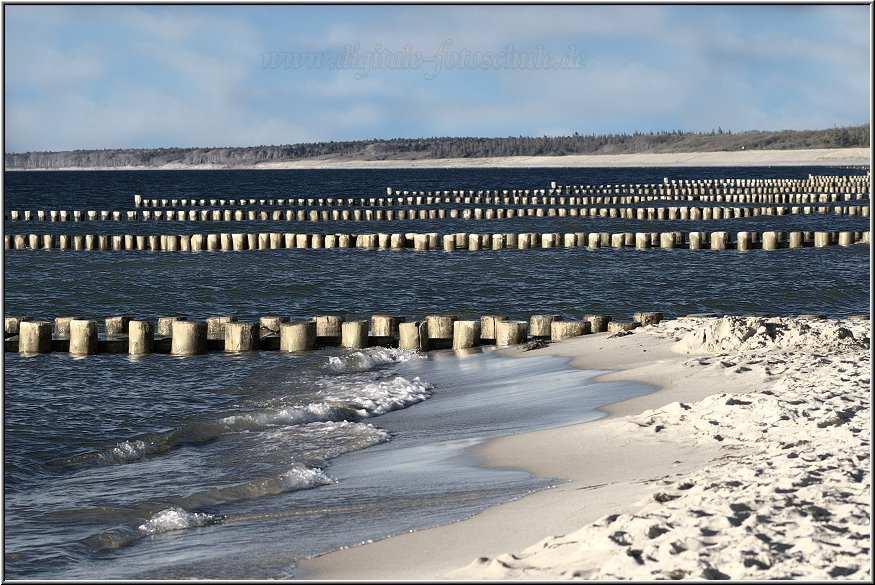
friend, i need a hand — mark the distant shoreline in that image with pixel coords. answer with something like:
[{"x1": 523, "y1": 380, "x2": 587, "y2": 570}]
[{"x1": 4, "y1": 147, "x2": 870, "y2": 171}]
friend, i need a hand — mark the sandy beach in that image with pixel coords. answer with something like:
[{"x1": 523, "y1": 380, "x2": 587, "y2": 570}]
[
  {"x1": 6, "y1": 147, "x2": 870, "y2": 171},
  {"x1": 250, "y1": 148, "x2": 871, "y2": 170},
  {"x1": 300, "y1": 315, "x2": 871, "y2": 580}
]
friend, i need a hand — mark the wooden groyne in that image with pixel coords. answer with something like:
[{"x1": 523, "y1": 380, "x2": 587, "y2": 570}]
[
  {"x1": 7, "y1": 312, "x2": 870, "y2": 356},
  {"x1": 4, "y1": 203, "x2": 869, "y2": 223},
  {"x1": 549, "y1": 173, "x2": 870, "y2": 196},
  {"x1": 118, "y1": 172, "x2": 870, "y2": 208},
  {"x1": 4, "y1": 230, "x2": 869, "y2": 252},
  {"x1": 3, "y1": 311, "x2": 668, "y2": 355},
  {"x1": 6, "y1": 172, "x2": 868, "y2": 221},
  {"x1": 122, "y1": 189, "x2": 869, "y2": 209}
]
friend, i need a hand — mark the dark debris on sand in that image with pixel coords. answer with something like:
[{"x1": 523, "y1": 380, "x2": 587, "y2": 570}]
[{"x1": 521, "y1": 339, "x2": 552, "y2": 351}]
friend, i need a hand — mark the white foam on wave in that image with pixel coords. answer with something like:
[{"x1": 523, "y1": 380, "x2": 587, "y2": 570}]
[
  {"x1": 137, "y1": 507, "x2": 219, "y2": 536},
  {"x1": 260, "y1": 420, "x2": 392, "y2": 459},
  {"x1": 104, "y1": 439, "x2": 150, "y2": 463},
  {"x1": 103, "y1": 437, "x2": 169, "y2": 464},
  {"x1": 326, "y1": 375, "x2": 434, "y2": 418},
  {"x1": 265, "y1": 419, "x2": 390, "y2": 444},
  {"x1": 185, "y1": 464, "x2": 334, "y2": 505},
  {"x1": 221, "y1": 401, "x2": 344, "y2": 428},
  {"x1": 327, "y1": 347, "x2": 422, "y2": 373},
  {"x1": 276, "y1": 465, "x2": 334, "y2": 491},
  {"x1": 76, "y1": 356, "x2": 432, "y2": 471},
  {"x1": 136, "y1": 467, "x2": 331, "y2": 537},
  {"x1": 223, "y1": 376, "x2": 433, "y2": 427}
]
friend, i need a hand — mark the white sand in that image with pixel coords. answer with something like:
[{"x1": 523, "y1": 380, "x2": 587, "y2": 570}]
[
  {"x1": 299, "y1": 315, "x2": 871, "y2": 580},
  {"x1": 251, "y1": 148, "x2": 871, "y2": 169},
  {"x1": 7, "y1": 147, "x2": 870, "y2": 171}
]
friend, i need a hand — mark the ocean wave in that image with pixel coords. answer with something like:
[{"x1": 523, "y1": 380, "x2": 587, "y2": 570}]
[
  {"x1": 324, "y1": 376, "x2": 434, "y2": 418},
  {"x1": 83, "y1": 464, "x2": 331, "y2": 553},
  {"x1": 79, "y1": 507, "x2": 221, "y2": 554},
  {"x1": 224, "y1": 375, "x2": 433, "y2": 426},
  {"x1": 259, "y1": 420, "x2": 391, "y2": 459},
  {"x1": 54, "y1": 375, "x2": 431, "y2": 470},
  {"x1": 81, "y1": 505, "x2": 223, "y2": 554},
  {"x1": 222, "y1": 401, "x2": 342, "y2": 427},
  {"x1": 137, "y1": 506, "x2": 221, "y2": 536},
  {"x1": 53, "y1": 420, "x2": 232, "y2": 468},
  {"x1": 326, "y1": 347, "x2": 423, "y2": 373},
  {"x1": 177, "y1": 463, "x2": 334, "y2": 508}
]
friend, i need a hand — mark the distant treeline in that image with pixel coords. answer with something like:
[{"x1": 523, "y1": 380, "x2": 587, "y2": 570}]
[{"x1": 5, "y1": 125, "x2": 869, "y2": 169}]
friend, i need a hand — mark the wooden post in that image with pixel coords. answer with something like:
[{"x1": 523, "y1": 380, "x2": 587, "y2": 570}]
[
  {"x1": 550, "y1": 320, "x2": 590, "y2": 340},
  {"x1": 634, "y1": 311, "x2": 663, "y2": 326},
  {"x1": 225, "y1": 322, "x2": 260, "y2": 352},
  {"x1": 280, "y1": 321, "x2": 317, "y2": 352},
  {"x1": 529, "y1": 314, "x2": 560, "y2": 338},
  {"x1": 18, "y1": 321, "x2": 52, "y2": 354},
  {"x1": 171, "y1": 321, "x2": 208, "y2": 355},
  {"x1": 399, "y1": 321, "x2": 428, "y2": 350},
  {"x1": 495, "y1": 320, "x2": 528, "y2": 347},
  {"x1": 342, "y1": 320, "x2": 369, "y2": 349},
  {"x1": 69, "y1": 319, "x2": 99, "y2": 355},
  {"x1": 584, "y1": 314, "x2": 612, "y2": 333},
  {"x1": 371, "y1": 315, "x2": 403, "y2": 337},
  {"x1": 452, "y1": 320, "x2": 481, "y2": 349},
  {"x1": 128, "y1": 320, "x2": 155, "y2": 355}
]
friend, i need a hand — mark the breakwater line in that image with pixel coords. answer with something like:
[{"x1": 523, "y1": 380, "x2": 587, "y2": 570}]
[
  {"x1": 5, "y1": 171, "x2": 869, "y2": 221},
  {"x1": 118, "y1": 172, "x2": 871, "y2": 207},
  {"x1": 4, "y1": 311, "x2": 668, "y2": 355},
  {"x1": 122, "y1": 190, "x2": 867, "y2": 208},
  {"x1": 5, "y1": 203, "x2": 869, "y2": 223},
  {"x1": 5, "y1": 229, "x2": 869, "y2": 252}
]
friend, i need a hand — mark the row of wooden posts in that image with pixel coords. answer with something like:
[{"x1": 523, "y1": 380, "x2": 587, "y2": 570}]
[
  {"x1": 5, "y1": 203, "x2": 870, "y2": 224},
  {"x1": 119, "y1": 189, "x2": 870, "y2": 210},
  {"x1": 3, "y1": 312, "x2": 665, "y2": 355},
  {"x1": 4, "y1": 229, "x2": 870, "y2": 252},
  {"x1": 550, "y1": 173, "x2": 870, "y2": 196},
  {"x1": 123, "y1": 173, "x2": 870, "y2": 209}
]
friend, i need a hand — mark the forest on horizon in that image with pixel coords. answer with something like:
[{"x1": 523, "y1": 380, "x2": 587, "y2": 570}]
[{"x1": 5, "y1": 124, "x2": 869, "y2": 169}]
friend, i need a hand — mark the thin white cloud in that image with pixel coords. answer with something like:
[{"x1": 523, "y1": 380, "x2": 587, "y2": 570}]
[
  {"x1": 3, "y1": 4, "x2": 870, "y2": 152},
  {"x1": 5, "y1": 5, "x2": 275, "y2": 150},
  {"x1": 288, "y1": 5, "x2": 670, "y2": 62}
]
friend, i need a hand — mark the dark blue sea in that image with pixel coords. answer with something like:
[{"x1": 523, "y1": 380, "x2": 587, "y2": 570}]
[{"x1": 2, "y1": 166, "x2": 870, "y2": 579}]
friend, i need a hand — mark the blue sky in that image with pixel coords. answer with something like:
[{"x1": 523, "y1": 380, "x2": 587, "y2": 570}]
[{"x1": 3, "y1": 3, "x2": 871, "y2": 152}]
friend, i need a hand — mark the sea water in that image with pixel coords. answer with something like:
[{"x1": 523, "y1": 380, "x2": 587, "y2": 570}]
[
  {"x1": 2, "y1": 166, "x2": 870, "y2": 578},
  {"x1": 4, "y1": 345, "x2": 653, "y2": 579}
]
